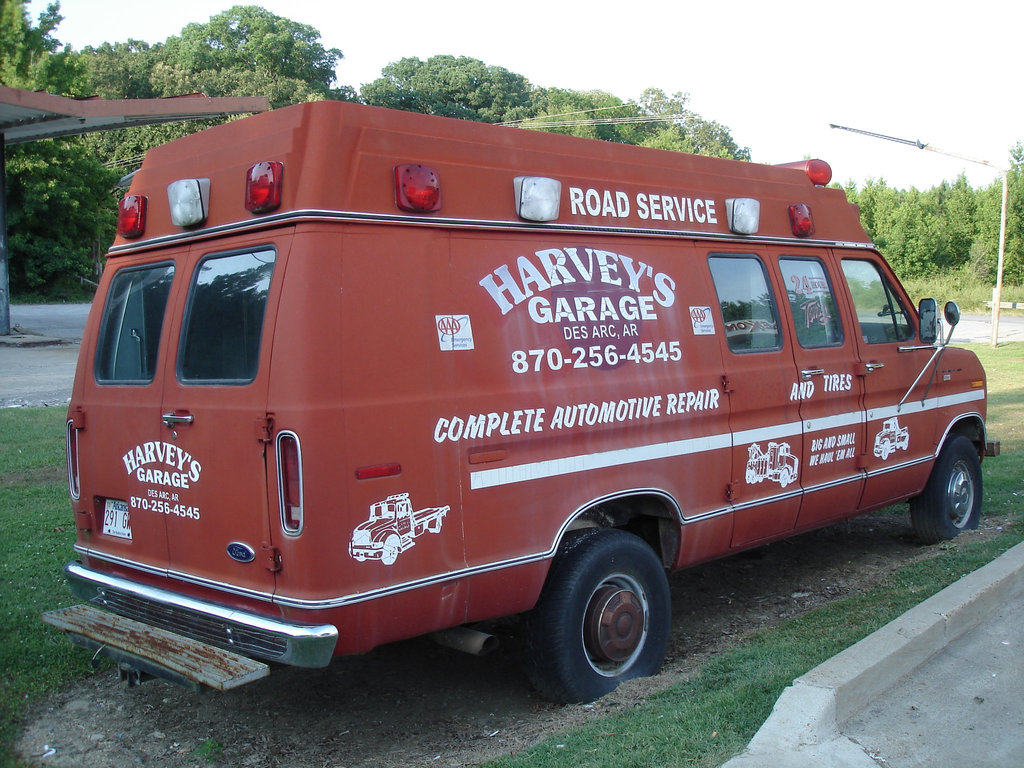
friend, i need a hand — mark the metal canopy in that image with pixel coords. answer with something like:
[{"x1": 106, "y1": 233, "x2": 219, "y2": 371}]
[{"x1": 0, "y1": 86, "x2": 269, "y2": 144}]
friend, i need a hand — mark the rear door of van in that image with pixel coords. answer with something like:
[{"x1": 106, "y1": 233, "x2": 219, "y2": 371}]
[
  {"x1": 78, "y1": 252, "x2": 181, "y2": 573},
  {"x1": 156, "y1": 234, "x2": 284, "y2": 597}
]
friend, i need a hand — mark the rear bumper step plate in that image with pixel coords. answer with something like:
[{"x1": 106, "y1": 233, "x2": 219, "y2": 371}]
[{"x1": 43, "y1": 604, "x2": 269, "y2": 691}]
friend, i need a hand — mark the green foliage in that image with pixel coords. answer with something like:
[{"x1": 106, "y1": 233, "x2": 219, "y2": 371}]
[
  {"x1": 361, "y1": 55, "x2": 535, "y2": 123},
  {"x1": 0, "y1": 0, "x2": 85, "y2": 93},
  {"x1": 5, "y1": 139, "x2": 119, "y2": 291},
  {"x1": 509, "y1": 87, "x2": 751, "y2": 161},
  {"x1": 846, "y1": 167, "x2": 1024, "y2": 287}
]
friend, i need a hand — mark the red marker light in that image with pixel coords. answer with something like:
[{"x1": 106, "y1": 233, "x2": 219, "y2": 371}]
[
  {"x1": 246, "y1": 161, "x2": 284, "y2": 213},
  {"x1": 395, "y1": 164, "x2": 442, "y2": 212},
  {"x1": 355, "y1": 463, "x2": 402, "y2": 480},
  {"x1": 117, "y1": 195, "x2": 147, "y2": 238},
  {"x1": 788, "y1": 203, "x2": 815, "y2": 237}
]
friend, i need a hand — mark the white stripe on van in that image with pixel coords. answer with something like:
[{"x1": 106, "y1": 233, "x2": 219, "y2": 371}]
[{"x1": 469, "y1": 389, "x2": 985, "y2": 491}]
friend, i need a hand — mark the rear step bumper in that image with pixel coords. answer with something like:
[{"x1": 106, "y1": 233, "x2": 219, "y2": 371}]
[
  {"x1": 43, "y1": 604, "x2": 270, "y2": 691},
  {"x1": 54, "y1": 561, "x2": 338, "y2": 685}
]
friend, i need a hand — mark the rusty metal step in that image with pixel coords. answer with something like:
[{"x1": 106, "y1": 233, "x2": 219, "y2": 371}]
[{"x1": 43, "y1": 603, "x2": 269, "y2": 691}]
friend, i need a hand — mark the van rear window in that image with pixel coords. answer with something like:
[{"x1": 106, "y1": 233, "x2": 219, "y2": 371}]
[
  {"x1": 95, "y1": 264, "x2": 175, "y2": 384},
  {"x1": 179, "y1": 249, "x2": 276, "y2": 383}
]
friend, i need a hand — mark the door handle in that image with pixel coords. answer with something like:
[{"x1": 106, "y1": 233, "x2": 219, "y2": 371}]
[
  {"x1": 162, "y1": 412, "x2": 195, "y2": 427},
  {"x1": 865, "y1": 362, "x2": 885, "y2": 372},
  {"x1": 800, "y1": 368, "x2": 825, "y2": 381}
]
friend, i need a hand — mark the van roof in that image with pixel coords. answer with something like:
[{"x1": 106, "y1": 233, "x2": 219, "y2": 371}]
[{"x1": 113, "y1": 100, "x2": 871, "y2": 252}]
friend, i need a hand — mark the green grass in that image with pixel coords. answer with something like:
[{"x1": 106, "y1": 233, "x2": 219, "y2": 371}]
[
  {"x1": 0, "y1": 343, "x2": 1020, "y2": 767},
  {"x1": 0, "y1": 409, "x2": 96, "y2": 767}
]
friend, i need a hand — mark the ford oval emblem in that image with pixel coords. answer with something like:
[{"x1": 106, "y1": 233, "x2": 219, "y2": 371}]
[{"x1": 226, "y1": 542, "x2": 256, "y2": 563}]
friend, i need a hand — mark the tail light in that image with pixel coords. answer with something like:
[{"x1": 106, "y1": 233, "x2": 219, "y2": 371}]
[
  {"x1": 66, "y1": 419, "x2": 80, "y2": 500},
  {"x1": 276, "y1": 432, "x2": 303, "y2": 534}
]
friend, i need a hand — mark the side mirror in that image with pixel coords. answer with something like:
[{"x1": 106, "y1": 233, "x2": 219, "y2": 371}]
[
  {"x1": 944, "y1": 301, "x2": 961, "y2": 329},
  {"x1": 918, "y1": 298, "x2": 938, "y2": 344}
]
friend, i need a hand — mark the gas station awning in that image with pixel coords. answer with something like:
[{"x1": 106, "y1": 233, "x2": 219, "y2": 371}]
[{"x1": 0, "y1": 86, "x2": 270, "y2": 144}]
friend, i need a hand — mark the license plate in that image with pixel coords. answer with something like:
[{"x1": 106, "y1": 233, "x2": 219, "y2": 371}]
[{"x1": 102, "y1": 499, "x2": 132, "y2": 540}]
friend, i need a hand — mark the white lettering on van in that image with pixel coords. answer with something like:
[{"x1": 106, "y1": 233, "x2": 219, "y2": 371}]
[
  {"x1": 433, "y1": 387, "x2": 721, "y2": 443},
  {"x1": 479, "y1": 247, "x2": 676, "y2": 318},
  {"x1": 568, "y1": 187, "x2": 718, "y2": 226},
  {"x1": 122, "y1": 441, "x2": 202, "y2": 487}
]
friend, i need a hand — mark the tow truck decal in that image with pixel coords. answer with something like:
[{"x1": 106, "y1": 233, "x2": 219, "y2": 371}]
[
  {"x1": 349, "y1": 493, "x2": 450, "y2": 566},
  {"x1": 745, "y1": 441, "x2": 799, "y2": 488},
  {"x1": 873, "y1": 417, "x2": 910, "y2": 460}
]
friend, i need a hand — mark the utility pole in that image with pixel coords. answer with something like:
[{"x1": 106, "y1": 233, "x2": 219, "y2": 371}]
[{"x1": 830, "y1": 124, "x2": 1008, "y2": 347}]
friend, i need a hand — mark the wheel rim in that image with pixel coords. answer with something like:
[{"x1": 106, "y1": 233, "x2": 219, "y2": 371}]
[
  {"x1": 946, "y1": 459, "x2": 976, "y2": 529},
  {"x1": 582, "y1": 574, "x2": 648, "y2": 677}
]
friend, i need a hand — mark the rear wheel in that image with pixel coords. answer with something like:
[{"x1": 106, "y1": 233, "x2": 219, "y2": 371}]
[
  {"x1": 910, "y1": 435, "x2": 982, "y2": 544},
  {"x1": 522, "y1": 528, "x2": 670, "y2": 703}
]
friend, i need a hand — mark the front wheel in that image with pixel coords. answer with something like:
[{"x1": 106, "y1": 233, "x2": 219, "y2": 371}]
[
  {"x1": 522, "y1": 529, "x2": 671, "y2": 704},
  {"x1": 910, "y1": 435, "x2": 982, "y2": 544}
]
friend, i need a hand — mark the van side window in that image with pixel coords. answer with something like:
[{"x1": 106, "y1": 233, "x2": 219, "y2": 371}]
[
  {"x1": 708, "y1": 255, "x2": 781, "y2": 352},
  {"x1": 841, "y1": 259, "x2": 914, "y2": 344},
  {"x1": 779, "y1": 258, "x2": 843, "y2": 348},
  {"x1": 95, "y1": 264, "x2": 175, "y2": 383},
  {"x1": 179, "y1": 249, "x2": 276, "y2": 383}
]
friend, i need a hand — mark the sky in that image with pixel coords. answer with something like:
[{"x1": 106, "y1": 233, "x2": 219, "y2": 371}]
[{"x1": 27, "y1": 0, "x2": 1023, "y2": 192}]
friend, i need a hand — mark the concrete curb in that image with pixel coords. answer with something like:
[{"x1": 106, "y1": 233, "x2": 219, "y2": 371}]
[{"x1": 722, "y1": 540, "x2": 1024, "y2": 768}]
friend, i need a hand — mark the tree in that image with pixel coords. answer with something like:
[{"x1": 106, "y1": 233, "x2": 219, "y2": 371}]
[
  {"x1": 361, "y1": 55, "x2": 534, "y2": 123},
  {"x1": 2, "y1": 1, "x2": 117, "y2": 297},
  {"x1": 153, "y1": 5, "x2": 349, "y2": 107},
  {"x1": 1, "y1": 0, "x2": 84, "y2": 93},
  {"x1": 77, "y1": 5, "x2": 355, "y2": 172},
  {"x1": 632, "y1": 89, "x2": 750, "y2": 160},
  {"x1": 5, "y1": 140, "x2": 119, "y2": 292},
  {"x1": 516, "y1": 86, "x2": 749, "y2": 161}
]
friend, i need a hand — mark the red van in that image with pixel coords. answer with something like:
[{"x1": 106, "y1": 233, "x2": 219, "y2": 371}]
[{"x1": 47, "y1": 101, "x2": 997, "y2": 703}]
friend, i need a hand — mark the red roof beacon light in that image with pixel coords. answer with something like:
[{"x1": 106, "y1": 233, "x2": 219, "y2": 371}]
[
  {"x1": 514, "y1": 176, "x2": 561, "y2": 222},
  {"x1": 117, "y1": 194, "x2": 147, "y2": 238},
  {"x1": 167, "y1": 178, "x2": 211, "y2": 227},
  {"x1": 776, "y1": 159, "x2": 833, "y2": 187},
  {"x1": 788, "y1": 203, "x2": 815, "y2": 238},
  {"x1": 395, "y1": 164, "x2": 442, "y2": 212},
  {"x1": 246, "y1": 161, "x2": 284, "y2": 213}
]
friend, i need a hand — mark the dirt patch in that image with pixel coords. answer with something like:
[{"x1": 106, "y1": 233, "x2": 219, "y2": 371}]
[{"x1": 16, "y1": 511, "x2": 1008, "y2": 768}]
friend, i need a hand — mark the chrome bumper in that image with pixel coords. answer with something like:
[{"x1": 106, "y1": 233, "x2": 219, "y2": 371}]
[{"x1": 63, "y1": 561, "x2": 338, "y2": 668}]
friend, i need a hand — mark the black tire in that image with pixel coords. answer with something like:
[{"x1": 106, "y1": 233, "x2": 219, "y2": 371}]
[
  {"x1": 522, "y1": 528, "x2": 671, "y2": 704},
  {"x1": 910, "y1": 435, "x2": 982, "y2": 544}
]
